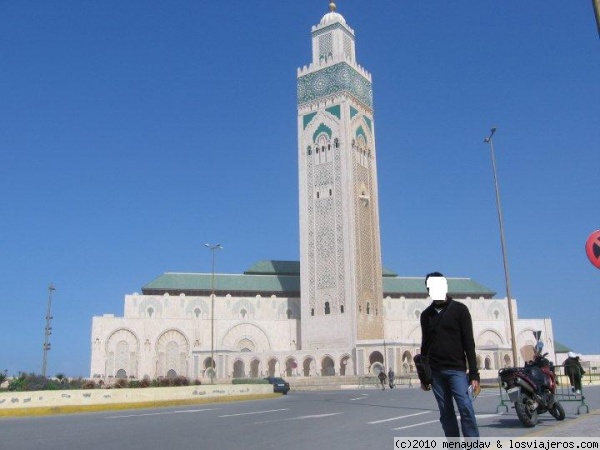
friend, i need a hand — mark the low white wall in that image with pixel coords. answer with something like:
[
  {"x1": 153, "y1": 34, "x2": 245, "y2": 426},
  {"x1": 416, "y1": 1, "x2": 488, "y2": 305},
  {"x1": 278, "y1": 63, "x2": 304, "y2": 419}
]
[{"x1": 0, "y1": 384, "x2": 274, "y2": 410}]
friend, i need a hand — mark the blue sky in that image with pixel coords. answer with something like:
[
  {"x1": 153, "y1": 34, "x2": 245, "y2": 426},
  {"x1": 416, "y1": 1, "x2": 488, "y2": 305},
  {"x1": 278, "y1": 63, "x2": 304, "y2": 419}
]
[{"x1": 1, "y1": 1, "x2": 598, "y2": 377}]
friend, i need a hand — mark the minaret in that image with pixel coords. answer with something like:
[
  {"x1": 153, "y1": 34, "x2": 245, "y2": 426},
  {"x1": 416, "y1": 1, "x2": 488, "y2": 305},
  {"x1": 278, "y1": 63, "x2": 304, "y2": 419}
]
[{"x1": 297, "y1": 2, "x2": 384, "y2": 355}]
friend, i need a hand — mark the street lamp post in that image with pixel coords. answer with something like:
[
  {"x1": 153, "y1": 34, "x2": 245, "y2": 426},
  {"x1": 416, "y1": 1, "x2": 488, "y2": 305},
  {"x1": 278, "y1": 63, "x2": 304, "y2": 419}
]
[
  {"x1": 483, "y1": 128, "x2": 519, "y2": 367},
  {"x1": 204, "y1": 243, "x2": 222, "y2": 384},
  {"x1": 41, "y1": 283, "x2": 56, "y2": 378}
]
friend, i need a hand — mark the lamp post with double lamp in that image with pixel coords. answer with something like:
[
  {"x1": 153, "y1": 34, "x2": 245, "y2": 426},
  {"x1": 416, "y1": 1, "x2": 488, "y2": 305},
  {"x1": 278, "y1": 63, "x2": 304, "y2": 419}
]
[
  {"x1": 204, "y1": 243, "x2": 222, "y2": 384},
  {"x1": 483, "y1": 128, "x2": 518, "y2": 367}
]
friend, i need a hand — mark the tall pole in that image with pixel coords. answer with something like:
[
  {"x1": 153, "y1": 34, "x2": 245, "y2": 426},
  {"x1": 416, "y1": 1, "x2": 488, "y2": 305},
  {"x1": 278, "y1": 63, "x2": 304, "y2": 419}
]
[
  {"x1": 483, "y1": 128, "x2": 519, "y2": 367},
  {"x1": 41, "y1": 283, "x2": 56, "y2": 378},
  {"x1": 204, "y1": 243, "x2": 222, "y2": 384},
  {"x1": 593, "y1": 0, "x2": 600, "y2": 38}
]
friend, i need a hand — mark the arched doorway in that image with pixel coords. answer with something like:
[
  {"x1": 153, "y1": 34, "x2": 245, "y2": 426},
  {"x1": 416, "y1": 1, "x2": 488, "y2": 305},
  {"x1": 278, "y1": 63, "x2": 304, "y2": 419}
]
[
  {"x1": 401, "y1": 350, "x2": 413, "y2": 373},
  {"x1": 250, "y1": 359, "x2": 260, "y2": 378},
  {"x1": 204, "y1": 357, "x2": 215, "y2": 378},
  {"x1": 340, "y1": 355, "x2": 351, "y2": 376},
  {"x1": 115, "y1": 369, "x2": 127, "y2": 379},
  {"x1": 268, "y1": 358, "x2": 279, "y2": 377},
  {"x1": 166, "y1": 369, "x2": 177, "y2": 379},
  {"x1": 369, "y1": 351, "x2": 384, "y2": 373},
  {"x1": 303, "y1": 357, "x2": 315, "y2": 377},
  {"x1": 233, "y1": 360, "x2": 245, "y2": 378},
  {"x1": 321, "y1": 356, "x2": 335, "y2": 376},
  {"x1": 285, "y1": 358, "x2": 297, "y2": 377},
  {"x1": 484, "y1": 356, "x2": 492, "y2": 370}
]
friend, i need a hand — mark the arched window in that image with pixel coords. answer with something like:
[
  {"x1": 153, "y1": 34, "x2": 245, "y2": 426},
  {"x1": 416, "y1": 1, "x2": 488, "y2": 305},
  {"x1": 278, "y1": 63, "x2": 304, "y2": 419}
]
[
  {"x1": 311, "y1": 308, "x2": 315, "y2": 317},
  {"x1": 194, "y1": 308, "x2": 201, "y2": 318},
  {"x1": 324, "y1": 302, "x2": 330, "y2": 315},
  {"x1": 340, "y1": 305, "x2": 344, "y2": 313},
  {"x1": 147, "y1": 308, "x2": 154, "y2": 318},
  {"x1": 366, "y1": 302, "x2": 371, "y2": 315},
  {"x1": 240, "y1": 308, "x2": 247, "y2": 319},
  {"x1": 286, "y1": 309, "x2": 292, "y2": 319}
]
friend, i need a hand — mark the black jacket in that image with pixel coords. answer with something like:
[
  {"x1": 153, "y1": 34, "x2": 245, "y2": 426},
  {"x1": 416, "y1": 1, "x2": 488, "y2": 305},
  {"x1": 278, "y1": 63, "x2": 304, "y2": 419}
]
[{"x1": 420, "y1": 298, "x2": 480, "y2": 382}]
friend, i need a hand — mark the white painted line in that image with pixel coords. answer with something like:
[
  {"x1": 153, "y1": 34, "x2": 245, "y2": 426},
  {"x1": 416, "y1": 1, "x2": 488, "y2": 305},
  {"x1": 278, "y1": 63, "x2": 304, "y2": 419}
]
[
  {"x1": 475, "y1": 413, "x2": 502, "y2": 419},
  {"x1": 390, "y1": 413, "x2": 501, "y2": 430},
  {"x1": 286, "y1": 412, "x2": 342, "y2": 420},
  {"x1": 350, "y1": 394, "x2": 369, "y2": 401},
  {"x1": 392, "y1": 419, "x2": 440, "y2": 430},
  {"x1": 218, "y1": 408, "x2": 289, "y2": 418},
  {"x1": 106, "y1": 408, "x2": 216, "y2": 419},
  {"x1": 368, "y1": 410, "x2": 431, "y2": 424},
  {"x1": 254, "y1": 412, "x2": 343, "y2": 425}
]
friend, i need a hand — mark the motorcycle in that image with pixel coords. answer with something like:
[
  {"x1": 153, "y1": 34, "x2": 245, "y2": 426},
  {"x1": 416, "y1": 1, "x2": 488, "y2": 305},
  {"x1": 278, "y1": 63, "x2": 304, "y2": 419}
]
[{"x1": 498, "y1": 332, "x2": 565, "y2": 427}]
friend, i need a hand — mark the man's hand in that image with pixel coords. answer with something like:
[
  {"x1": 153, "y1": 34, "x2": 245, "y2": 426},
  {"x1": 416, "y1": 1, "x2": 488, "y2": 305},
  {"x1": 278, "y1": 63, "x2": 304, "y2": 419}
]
[
  {"x1": 421, "y1": 382, "x2": 431, "y2": 391},
  {"x1": 471, "y1": 380, "x2": 481, "y2": 397}
]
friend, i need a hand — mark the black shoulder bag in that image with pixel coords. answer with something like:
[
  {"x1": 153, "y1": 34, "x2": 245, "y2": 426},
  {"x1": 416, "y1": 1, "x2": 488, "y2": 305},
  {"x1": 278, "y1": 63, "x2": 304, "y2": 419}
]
[{"x1": 413, "y1": 302, "x2": 452, "y2": 385}]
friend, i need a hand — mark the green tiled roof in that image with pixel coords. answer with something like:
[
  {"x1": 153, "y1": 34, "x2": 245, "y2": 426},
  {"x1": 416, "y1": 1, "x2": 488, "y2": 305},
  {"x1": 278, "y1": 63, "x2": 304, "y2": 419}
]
[
  {"x1": 383, "y1": 277, "x2": 495, "y2": 298},
  {"x1": 243, "y1": 260, "x2": 398, "y2": 277},
  {"x1": 142, "y1": 261, "x2": 495, "y2": 298},
  {"x1": 244, "y1": 260, "x2": 300, "y2": 275},
  {"x1": 554, "y1": 341, "x2": 573, "y2": 353},
  {"x1": 142, "y1": 273, "x2": 300, "y2": 296}
]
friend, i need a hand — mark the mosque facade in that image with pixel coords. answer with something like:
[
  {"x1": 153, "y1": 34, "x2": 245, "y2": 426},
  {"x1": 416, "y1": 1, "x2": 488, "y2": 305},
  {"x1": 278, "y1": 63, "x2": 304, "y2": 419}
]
[{"x1": 90, "y1": 3, "x2": 554, "y2": 382}]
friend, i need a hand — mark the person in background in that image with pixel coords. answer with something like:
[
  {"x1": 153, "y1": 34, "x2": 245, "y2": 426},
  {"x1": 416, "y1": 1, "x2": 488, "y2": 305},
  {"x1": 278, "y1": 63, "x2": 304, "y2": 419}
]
[
  {"x1": 564, "y1": 352, "x2": 585, "y2": 395},
  {"x1": 388, "y1": 368, "x2": 395, "y2": 389},
  {"x1": 378, "y1": 369, "x2": 386, "y2": 391}
]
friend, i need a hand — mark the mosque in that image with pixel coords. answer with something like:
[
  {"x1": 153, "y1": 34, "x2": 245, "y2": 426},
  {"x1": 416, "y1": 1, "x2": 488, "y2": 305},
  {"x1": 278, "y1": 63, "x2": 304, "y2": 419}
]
[{"x1": 89, "y1": 3, "x2": 554, "y2": 382}]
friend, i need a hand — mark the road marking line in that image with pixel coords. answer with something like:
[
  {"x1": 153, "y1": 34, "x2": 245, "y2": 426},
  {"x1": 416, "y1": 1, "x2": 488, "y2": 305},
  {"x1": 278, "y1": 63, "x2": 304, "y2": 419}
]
[
  {"x1": 390, "y1": 413, "x2": 501, "y2": 430},
  {"x1": 368, "y1": 411, "x2": 431, "y2": 424},
  {"x1": 392, "y1": 419, "x2": 440, "y2": 430},
  {"x1": 218, "y1": 408, "x2": 289, "y2": 418},
  {"x1": 286, "y1": 413, "x2": 342, "y2": 420},
  {"x1": 106, "y1": 408, "x2": 216, "y2": 419},
  {"x1": 350, "y1": 394, "x2": 369, "y2": 401},
  {"x1": 254, "y1": 412, "x2": 343, "y2": 425}
]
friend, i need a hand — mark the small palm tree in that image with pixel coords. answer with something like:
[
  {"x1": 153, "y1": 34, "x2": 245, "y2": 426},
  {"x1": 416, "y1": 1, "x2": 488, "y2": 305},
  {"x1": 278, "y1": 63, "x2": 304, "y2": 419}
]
[
  {"x1": 0, "y1": 372, "x2": 7, "y2": 388},
  {"x1": 55, "y1": 373, "x2": 66, "y2": 384}
]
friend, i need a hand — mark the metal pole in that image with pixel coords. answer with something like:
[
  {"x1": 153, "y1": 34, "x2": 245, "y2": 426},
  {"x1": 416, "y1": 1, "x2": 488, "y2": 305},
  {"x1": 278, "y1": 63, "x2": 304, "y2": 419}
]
[
  {"x1": 41, "y1": 283, "x2": 56, "y2": 378},
  {"x1": 484, "y1": 128, "x2": 519, "y2": 367},
  {"x1": 205, "y1": 244, "x2": 222, "y2": 384},
  {"x1": 593, "y1": 0, "x2": 600, "y2": 38}
]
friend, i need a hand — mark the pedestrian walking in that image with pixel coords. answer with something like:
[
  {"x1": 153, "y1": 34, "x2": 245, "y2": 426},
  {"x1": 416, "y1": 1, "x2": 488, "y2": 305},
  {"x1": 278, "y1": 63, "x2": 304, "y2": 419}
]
[
  {"x1": 378, "y1": 370, "x2": 386, "y2": 390},
  {"x1": 388, "y1": 369, "x2": 395, "y2": 389},
  {"x1": 564, "y1": 352, "x2": 585, "y2": 395}
]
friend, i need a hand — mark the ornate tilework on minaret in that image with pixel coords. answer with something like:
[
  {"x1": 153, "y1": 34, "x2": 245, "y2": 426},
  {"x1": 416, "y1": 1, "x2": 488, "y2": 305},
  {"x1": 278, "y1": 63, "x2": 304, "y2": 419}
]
[{"x1": 297, "y1": 2, "x2": 384, "y2": 352}]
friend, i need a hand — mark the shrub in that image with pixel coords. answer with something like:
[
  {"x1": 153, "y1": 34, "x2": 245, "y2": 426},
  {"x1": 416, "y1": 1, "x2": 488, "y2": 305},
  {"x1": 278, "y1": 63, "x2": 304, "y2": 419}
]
[
  {"x1": 173, "y1": 376, "x2": 189, "y2": 387},
  {"x1": 139, "y1": 377, "x2": 151, "y2": 388},
  {"x1": 82, "y1": 380, "x2": 96, "y2": 389},
  {"x1": 193, "y1": 379, "x2": 202, "y2": 386},
  {"x1": 113, "y1": 378, "x2": 128, "y2": 389},
  {"x1": 232, "y1": 378, "x2": 269, "y2": 385}
]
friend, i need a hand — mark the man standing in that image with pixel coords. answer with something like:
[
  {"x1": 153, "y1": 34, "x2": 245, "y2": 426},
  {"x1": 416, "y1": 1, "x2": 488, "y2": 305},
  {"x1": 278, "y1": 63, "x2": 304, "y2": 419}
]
[
  {"x1": 420, "y1": 272, "x2": 480, "y2": 439},
  {"x1": 388, "y1": 368, "x2": 395, "y2": 389}
]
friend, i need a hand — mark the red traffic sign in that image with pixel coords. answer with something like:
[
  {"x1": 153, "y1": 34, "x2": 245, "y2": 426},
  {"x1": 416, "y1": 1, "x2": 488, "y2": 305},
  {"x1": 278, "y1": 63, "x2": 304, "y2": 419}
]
[{"x1": 585, "y1": 230, "x2": 600, "y2": 269}]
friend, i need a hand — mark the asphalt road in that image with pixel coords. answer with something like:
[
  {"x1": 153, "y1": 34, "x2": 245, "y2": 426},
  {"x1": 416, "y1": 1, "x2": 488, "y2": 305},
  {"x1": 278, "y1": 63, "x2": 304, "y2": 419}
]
[{"x1": 1, "y1": 386, "x2": 597, "y2": 450}]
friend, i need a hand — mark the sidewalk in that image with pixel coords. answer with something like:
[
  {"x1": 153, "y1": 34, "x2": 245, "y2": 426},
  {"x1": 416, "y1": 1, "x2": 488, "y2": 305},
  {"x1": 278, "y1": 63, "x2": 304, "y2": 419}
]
[{"x1": 525, "y1": 409, "x2": 600, "y2": 437}]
